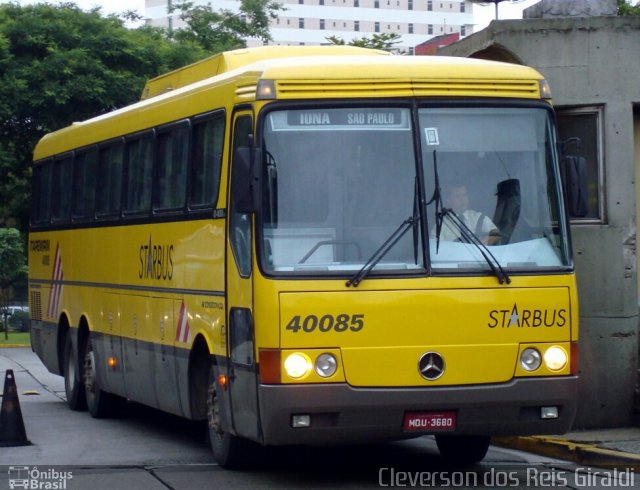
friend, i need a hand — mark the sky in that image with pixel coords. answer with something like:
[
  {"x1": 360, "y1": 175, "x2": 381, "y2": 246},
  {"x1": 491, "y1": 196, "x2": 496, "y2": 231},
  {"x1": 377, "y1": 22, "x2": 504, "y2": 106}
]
[
  {"x1": 474, "y1": 0, "x2": 542, "y2": 30},
  {"x1": 3, "y1": 0, "x2": 541, "y2": 30}
]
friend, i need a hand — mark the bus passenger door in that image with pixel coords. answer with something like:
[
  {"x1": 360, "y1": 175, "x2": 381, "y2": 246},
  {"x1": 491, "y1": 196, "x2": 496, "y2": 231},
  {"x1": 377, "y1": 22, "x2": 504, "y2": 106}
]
[{"x1": 225, "y1": 111, "x2": 260, "y2": 442}]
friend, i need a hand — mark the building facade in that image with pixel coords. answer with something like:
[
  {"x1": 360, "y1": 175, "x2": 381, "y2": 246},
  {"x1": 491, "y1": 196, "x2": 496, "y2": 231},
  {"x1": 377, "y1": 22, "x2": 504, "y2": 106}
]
[
  {"x1": 145, "y1": 0, "x2": 474, "y2": 53},
  {"x1": 441, "y1": 13, "x2": 640, "y2": 429}
]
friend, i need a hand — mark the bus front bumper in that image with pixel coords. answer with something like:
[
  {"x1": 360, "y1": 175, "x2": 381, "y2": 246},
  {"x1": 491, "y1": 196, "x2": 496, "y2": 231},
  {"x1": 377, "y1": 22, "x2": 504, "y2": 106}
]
[{"x1": 258, "y1": 376, "x2": 577, "y2": 446}]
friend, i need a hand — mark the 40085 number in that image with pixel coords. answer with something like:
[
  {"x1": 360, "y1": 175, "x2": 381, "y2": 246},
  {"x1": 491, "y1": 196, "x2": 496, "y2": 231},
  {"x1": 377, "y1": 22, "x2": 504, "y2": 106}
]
[{"x1": 285, "y1": 314, "x2": 365, "y2": 333}]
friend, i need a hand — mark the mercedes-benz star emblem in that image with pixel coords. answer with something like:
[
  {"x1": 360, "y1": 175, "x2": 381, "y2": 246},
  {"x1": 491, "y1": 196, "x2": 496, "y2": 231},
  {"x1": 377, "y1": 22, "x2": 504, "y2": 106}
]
[{"x1": 418, "y1": 352, "x2": 445, "y2": 381}]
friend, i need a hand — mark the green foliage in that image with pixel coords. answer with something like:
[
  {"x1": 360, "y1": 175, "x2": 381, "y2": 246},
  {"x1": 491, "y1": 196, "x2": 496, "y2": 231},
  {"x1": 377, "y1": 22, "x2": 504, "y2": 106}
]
[
  {"x1": 0, "y1": 3, "x2": 208, "y2": 232},
  {"x1": 0, "y1": 228, "x2": 26, "y2": 290},
  {"x1": 326, "y1": 33, "x2": 403, "y2": 52},
  {"x1": 169, "y1": 1, "x2": 284, "y2": 51},
  {"x1": 8, "y1": 310, "x2": 29, "y2": 332},
  {"x1": 0, "y1": 228, "x2": 26, "y2": 339},
  {"x1": 618, "y1": 0, "x2": 640, "y2": 15}
]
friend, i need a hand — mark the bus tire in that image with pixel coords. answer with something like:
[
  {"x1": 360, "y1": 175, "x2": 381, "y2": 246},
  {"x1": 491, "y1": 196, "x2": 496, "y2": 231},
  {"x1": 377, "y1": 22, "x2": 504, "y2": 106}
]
[
  {"x1": 435, "y1": 435, "x2": 491, "y2": 466},
  {"x1": 206, "y1": 367, "x2": 251, "y2": 468},
  {"x1": 63, "y1": 333, "x2": 86, "y2": 411},
  {"x1": 83, "y1": 336, "x2": 124, "y2": 418}
]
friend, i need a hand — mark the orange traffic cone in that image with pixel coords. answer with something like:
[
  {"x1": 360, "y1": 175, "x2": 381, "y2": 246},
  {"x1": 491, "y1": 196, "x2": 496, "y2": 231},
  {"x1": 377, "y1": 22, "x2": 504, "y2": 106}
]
[{"x1": 0, "y1": 369, "x2": 30, "y2": 446}]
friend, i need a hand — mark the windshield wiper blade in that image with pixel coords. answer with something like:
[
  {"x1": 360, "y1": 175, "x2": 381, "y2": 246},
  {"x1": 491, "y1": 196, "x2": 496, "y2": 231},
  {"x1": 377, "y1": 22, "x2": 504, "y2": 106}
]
[
  {"x1": 425, "y1": 150, "x2": 445, "y2": 252},
  {"x1": 346, "y1": 216, "x2": 417, "y2": 288},
  {"x1": 439, "y1": 208, "x2": 511, "y2": 285}
]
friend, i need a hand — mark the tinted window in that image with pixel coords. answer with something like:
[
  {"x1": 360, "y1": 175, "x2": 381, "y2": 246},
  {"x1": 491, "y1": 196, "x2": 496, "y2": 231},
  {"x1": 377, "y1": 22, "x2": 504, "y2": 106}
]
[
  {"x1": 190, "y1": 115, "x2": 225, "y2": 208},
  {"x1": 72, "y1": 148, "x2": 98, "y2": 219},
  {"x1": 32, "y1": 162, "x2": 52, "y2": 225},
  {"x1": 155, "y1": 125, "x2": 189, "y2": 211},
  {"x1": 96, "y1": 142, "x2": 124, "y2": 217},
  {"x1": 230, "y1": 115, "x2": 253, "y2": 278},
  {"x1": 51, "y1": 156, "x2": 73, "y2": 222},
  {"x1": 125, "y1": 133, "x2": 154, "y2": 214}
]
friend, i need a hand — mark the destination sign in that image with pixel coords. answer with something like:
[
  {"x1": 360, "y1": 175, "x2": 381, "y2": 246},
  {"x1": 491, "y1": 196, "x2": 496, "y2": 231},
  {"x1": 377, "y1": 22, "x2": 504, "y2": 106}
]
[{"x1": 269, "y1": 109, "x2": 410, "y2": 131}]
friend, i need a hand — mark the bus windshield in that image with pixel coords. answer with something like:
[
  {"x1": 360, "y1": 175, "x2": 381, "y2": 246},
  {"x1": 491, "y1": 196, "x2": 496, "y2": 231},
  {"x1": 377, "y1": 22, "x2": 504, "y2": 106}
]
[
  {"x1": 422, "y1": 106, "x2": 570, "y2": 272},
  {"x1": 261, "y1": 106, "x2": 422, "y2": 275},
  {"x1": 259, "y1": 104, "x2": 570, "y2": 276}
]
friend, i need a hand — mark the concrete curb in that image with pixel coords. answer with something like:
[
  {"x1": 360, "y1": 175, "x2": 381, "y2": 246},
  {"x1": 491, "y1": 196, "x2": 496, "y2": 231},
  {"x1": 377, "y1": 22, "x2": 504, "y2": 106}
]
[
  {"x1": 0, "y1": 344, "x2": 30, "y2": 348},
  {"x1": 493, "y1": 436, "x2": 640, "y2": 471}
]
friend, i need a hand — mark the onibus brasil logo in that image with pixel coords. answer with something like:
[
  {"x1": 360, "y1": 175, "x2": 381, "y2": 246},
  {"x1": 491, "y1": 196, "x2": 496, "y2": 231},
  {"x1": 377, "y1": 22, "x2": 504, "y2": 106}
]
[{"x1": 8, "y1": 466, "x2": 73, "y2": 489}]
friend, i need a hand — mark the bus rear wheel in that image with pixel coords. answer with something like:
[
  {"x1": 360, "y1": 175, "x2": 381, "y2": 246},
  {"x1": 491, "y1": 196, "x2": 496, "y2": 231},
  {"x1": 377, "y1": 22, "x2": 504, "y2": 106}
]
[
  {"x1": 435, "y1": 435, "x2": 491, "y2": 466},
  {"x1": 83, "y1": 336, "x2": 124, "y2": 418},
  {"x1": 63, "y1": 333, "x2": 86, "y2": 411},
  {"x1": 206, "y1": 368, "x2": 251, "y2": 468}
]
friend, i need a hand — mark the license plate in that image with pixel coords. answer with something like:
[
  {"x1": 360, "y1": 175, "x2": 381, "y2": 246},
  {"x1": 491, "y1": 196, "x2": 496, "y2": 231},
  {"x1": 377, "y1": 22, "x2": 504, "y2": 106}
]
[{"x1": 403, "y1": 411, "x2": 457, "y2": 432}]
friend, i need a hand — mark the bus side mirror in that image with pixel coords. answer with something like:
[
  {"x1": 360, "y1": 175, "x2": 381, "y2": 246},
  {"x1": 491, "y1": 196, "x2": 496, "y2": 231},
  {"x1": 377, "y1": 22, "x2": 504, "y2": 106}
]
[{"x1": 231, "y1": 146, "x2": 261, "y2": 214}]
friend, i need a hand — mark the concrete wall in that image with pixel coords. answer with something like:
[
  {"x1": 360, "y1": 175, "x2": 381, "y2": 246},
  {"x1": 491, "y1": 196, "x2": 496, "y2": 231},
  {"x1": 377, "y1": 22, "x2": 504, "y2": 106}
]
[{"x1": 440, "y1": 16, "x2": 640, "y2": 429}]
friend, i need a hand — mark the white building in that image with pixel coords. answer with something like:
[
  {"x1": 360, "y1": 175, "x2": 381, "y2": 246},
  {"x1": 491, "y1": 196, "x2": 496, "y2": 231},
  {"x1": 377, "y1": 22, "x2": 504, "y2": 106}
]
[{"x1": 145, "y1": 0, "x2": 474, "y2": 54}]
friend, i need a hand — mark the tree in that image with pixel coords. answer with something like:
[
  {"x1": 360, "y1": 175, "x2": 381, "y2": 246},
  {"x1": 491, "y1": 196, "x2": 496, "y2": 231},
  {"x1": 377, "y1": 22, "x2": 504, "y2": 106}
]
[
  {"x1": 326, "y1": 33, "x2": 403, "y2": 52},
  {"x1": 0, "y1": 228, "x2": 27, "y2": 340},
  {"x1": 0, "y1": 3, "x2": 206, "y2": 233},
  {"x1": 618, "y1": 0, "x2": 640, "y2": 15},
  {"x1": 1, "y1": 2, "x2": 282, "y2": 236},
  {"x1": 168, "y1": 1, "x2": 284, "y2": 52}
]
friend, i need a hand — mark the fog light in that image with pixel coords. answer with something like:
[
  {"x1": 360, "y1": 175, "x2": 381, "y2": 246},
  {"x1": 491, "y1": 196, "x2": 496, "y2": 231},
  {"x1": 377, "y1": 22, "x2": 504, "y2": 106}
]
[
  {"x1": 292, "y1": 414, "x2": 311, "y2": 428},
  {"x1": 544, "y1": 346, "x2": 568, "y2": 371},
  {"x1": 315, "y1": 353, "x2": 337, "y2": 378},
  {"x1": 541, "y1": 406, "x2": 559, "y2": 419},
  {"x1": 521, "y1": 348, "x2": 542, "y2": 371},
  {"x1": 284, "y1": 353, "x2": 312, "y2": 379}
]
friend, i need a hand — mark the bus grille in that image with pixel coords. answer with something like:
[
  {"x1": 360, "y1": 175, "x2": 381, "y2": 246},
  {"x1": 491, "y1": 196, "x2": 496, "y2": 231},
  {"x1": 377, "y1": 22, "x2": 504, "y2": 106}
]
[
  {"x1": 30, "y1": 291, "x2": 42, "y2": 321},
  {"x1": 275, "y1": 79, "x2": 540, "y2": 99},
  {"x1": 236, "y1": 84, "x2": 258, "y2": 99}
]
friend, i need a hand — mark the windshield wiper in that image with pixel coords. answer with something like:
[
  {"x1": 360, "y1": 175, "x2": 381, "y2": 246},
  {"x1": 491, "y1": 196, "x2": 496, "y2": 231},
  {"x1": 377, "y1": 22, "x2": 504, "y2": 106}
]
[
  {"x1": 346, "y1": 216, "x2": 417, "y2": 288},
  {"x1": 438, "y1": 208, "x2": 511, "y2": 285},
  {"x1": 412, "y1": 177, "x2": 420, "y2": 266}
]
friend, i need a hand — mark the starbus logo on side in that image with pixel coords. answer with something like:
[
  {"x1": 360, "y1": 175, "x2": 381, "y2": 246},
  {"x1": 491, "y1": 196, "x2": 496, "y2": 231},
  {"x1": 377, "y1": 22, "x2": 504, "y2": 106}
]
[
  {"x1": 488, "y1": 303, "x2": 567, "y2": 329},
  {"x1": 138, "y1": 235, "x2": 174, "y2": 281}
]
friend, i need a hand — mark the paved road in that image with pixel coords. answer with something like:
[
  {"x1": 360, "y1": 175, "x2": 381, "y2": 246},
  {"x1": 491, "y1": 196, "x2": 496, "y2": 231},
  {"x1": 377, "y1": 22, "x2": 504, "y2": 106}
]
[{"x1": 1, "y1": 348, "x2": 637, "y2": 489}]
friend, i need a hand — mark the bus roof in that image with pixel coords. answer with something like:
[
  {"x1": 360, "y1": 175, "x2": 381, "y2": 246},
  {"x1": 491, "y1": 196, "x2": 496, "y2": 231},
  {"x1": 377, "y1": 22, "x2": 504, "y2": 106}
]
[
  {"x1": 141, "y1": 45, "x2": 390, "y2": 100},
  {"x1": 33, "y1": 48, "x2": 546, "y2": 160}
]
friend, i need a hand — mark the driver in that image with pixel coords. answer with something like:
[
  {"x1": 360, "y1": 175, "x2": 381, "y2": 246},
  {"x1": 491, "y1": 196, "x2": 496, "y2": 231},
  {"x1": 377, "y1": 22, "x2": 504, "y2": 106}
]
[{"x1": 437, "y1": 184, "x2": 500, "y2": 245}]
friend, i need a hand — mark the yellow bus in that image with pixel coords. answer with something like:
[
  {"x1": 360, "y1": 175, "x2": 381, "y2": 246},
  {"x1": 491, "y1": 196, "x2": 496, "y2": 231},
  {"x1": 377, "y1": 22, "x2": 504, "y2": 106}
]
[{"x1": 29, "y1": 46, "x2": 578, "y2": 467}]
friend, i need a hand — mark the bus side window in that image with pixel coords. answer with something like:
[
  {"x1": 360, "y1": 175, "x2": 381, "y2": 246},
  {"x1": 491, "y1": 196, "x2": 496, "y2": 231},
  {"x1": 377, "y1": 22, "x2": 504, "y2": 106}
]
[
  {"x1": 32, "y1": 161, "x2": 53, "y2": 226},
  {"x1": 72, "y1": 147, "x2": 98, "y2": 220},
  {"x1": 155, "y1": 124, "x2": 189, "y2": 212},
  {"x1": 190, "y1": 114, "x2": 225, "y2": 209},
  {"x1": 124, "y1": 132, "x2": 154, "y2": 215},
  {"x1": 96, "y1": 142, "x2": 124, "y2": 218},
  {"x1": 51, "y1": 155, "x2": 73, "y2": 223},
  {"x1": 229, "y1": 115, "x2": 253, "y2": 278}
]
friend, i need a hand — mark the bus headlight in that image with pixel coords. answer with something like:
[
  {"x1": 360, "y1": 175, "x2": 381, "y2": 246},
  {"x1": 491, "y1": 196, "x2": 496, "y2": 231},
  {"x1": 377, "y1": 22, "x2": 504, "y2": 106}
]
[
  {"x1": 544, "y1": 346, "x2": 568, "y2": 371},
  {"x1": 314, "y1": 353, "x2": 338, "y2": 378},
  {"x1": 521, "y1": 348, "x2": 542, "y2": 371},
  {"x1": 284, "y1": 353, "x2": 312, "y2": 379}
]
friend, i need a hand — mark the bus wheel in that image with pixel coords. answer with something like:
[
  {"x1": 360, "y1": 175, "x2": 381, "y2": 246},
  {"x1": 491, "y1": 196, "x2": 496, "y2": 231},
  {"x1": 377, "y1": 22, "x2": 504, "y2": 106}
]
[
  {"x1": 63, "y1": 333, "x2": 86, "y2": 411},
  {"x1": 82, "y1": 336, "x2": 123, "y2": 418},
  {"x1": 206, "y1": 369, "x2": 248, "y2": 468},
  {"x1": 435, "y1": 435, "x2": 491, "y2": 466}
]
